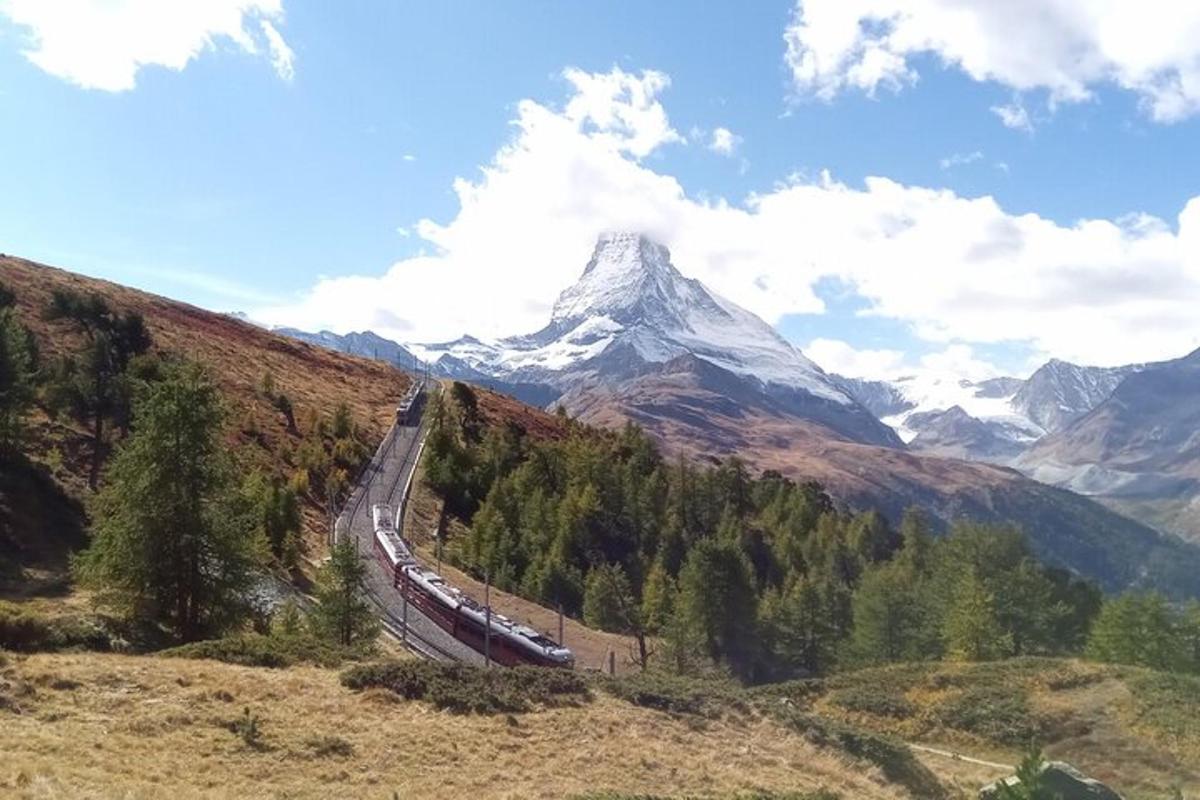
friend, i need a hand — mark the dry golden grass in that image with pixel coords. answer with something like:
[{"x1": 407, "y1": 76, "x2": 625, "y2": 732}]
[
  {"x1": 804, "y1": 659, "x2": 1199, "y2": 799},
  {"x1": 0, "y1": 652, "x2": 910, "y2": 800}
]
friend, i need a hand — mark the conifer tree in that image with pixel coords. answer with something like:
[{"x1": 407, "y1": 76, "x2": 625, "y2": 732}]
[
  {"x1": 676, "y1": 537, "x2": 759, "y2": 678},
  {"x1": 75, "y1": 363, "x2": 261, "y2": 640},
  {"x1": 43, "y1": 289, "x2": 151, "y2": 488},
  {"x1": 0, "y1": 285, "x2": 37, "y2": 453},
  {"x1": 944, "y1": 571, "x2": 1012, "y2": 661},
  {"x1": 310, "y1": 540, "x2": 378, "y2": 648}
]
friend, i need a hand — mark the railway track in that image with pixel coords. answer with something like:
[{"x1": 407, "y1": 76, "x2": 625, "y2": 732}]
[{"x1": 334, "y1": 378, "x2": 483, "y2": 664}]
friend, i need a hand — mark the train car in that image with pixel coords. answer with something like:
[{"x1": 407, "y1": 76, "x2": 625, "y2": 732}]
[
  {"x1": 399, "y1": 564, "x2": 574, "y2": 669},
  {"x1": 395, "y1": 380, "x2": 425, "y2": 426},
  {"x1": 371, "y1": 503, "x2": 412, "y2": 584}
]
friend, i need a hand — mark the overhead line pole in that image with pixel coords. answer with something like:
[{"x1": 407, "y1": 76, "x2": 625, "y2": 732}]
[{"x1": 484, "y1": 569, "x2": 492, "y2": 669}]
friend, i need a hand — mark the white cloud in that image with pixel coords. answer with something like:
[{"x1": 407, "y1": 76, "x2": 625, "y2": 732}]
[
  {"x1": 0, "y1": 0, "x2": 294, "y2": 91},
  {"x1": 939, "y1": 150, "x2": 983, "y2": 170},
  {"x1": 257, "y1": 65, "x2": 1200, "y2": 369},
  {"x1": 259, "y1": 18, "x2": 293, "y2": 82},
  {"x1": 402, "y1": 154, "x2": 417, "y2": 162},
  {"x1": 807, "y1": 339, "x2": 1007, "y2": 382},
  {"x1": 709, "y1": 127, "x2": 743, "y2": 156},
  {"x1": 991, "y1": 101, "x2": 1033, "y2": 132},
  {"x1": 805, "y1": 338, "x2": 907, "y2": 379},
  {"x1": 561, "y1": 66, "x2": 683, "y2": 158},
  {"x1": 784, "y1": 0, "x2": 1200, "y2": 122}
]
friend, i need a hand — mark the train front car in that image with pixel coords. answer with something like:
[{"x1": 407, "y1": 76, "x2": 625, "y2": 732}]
[
  {"x1": 507, "y1": 626, "x2": 574, "y2": 668},
  {"x1": 371, "y1": 503, "x2": 411, "y2": 584}
]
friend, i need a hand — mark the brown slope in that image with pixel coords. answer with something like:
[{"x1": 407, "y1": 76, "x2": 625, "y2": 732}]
[
  {"x1": 557, "y1": 354, "x2": 1200, "y2": 597},
  {"x1": 0, "y1": 256, "x2": 409, "y2": 573}
]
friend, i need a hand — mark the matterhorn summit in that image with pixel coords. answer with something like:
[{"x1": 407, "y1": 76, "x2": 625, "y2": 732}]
[{"x1": 421, "y1": 232, "x2": 853, "y2": 404}]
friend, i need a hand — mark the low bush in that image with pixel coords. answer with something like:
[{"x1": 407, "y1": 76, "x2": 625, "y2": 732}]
[
  {"x1": 827, "y1": 685, "x2": 916, "y2": 719},
  {"x1": 340, "y1": 660, "x2": 590, "y2": 714},
  {"x1": 598, "y1": 671, "x2": 748, "y2": 718},
  {"x1": 161, "y1": 632, "x2": 366, "y2": 668},
  {"x1": 930, "y1": 685, "x2": 1041, "y2": 745},
  {"x1": 0, "y1": 602, "x2": 111, "y2": 653},
  {"x1": 305, "y1": 734, "x2": 354, "y2": 758},
  {"x1": 222, "y1": 707, "x2": 265, "y2": 749},
  {"x1": 1124, "y1": 670, "x2": 1200, "y2": 741}
]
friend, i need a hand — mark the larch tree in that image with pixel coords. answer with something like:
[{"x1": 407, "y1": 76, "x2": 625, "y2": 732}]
[
  {"x1": 75, "y1": 362, "x2": 262, "y2": 640},
  {"x1": 310, "y1": 539, "x2": 379, "y2": 648}
]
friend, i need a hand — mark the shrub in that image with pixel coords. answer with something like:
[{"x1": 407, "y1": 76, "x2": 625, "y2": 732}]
[
  {"x1": 598, "y1": 671, "x2": 747, "y2": 718},
  {"x1": 0, "y1": 602, "x2": 111, "y2": 653},
  {"x1": 340, "y1": 660, "x2": 589, "y2": 715},
  {"x1": 931, "y1": 686, "x2": 1041, "y2": 745},
  {"x1": 224, "y1": 707, "x2": 264, "y2": 749},
  {"x1": 827, "y1": 685, "x2": 916, "y2": 719},
  {"x1": 162, "y1": 632, "x2": 365, "y2": 668},
  {"x1": 306, "y1": 735, "x2": 354, "y2": 758}
]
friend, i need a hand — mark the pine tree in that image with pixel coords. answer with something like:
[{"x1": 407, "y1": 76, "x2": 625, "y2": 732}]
[
  {"x1": 848, "y1": 561, "x2": 935, "y2": 665},
  {"x1": 676, "y1": 537, "x2": 759, "y2": 678},
  {"x1": 43, "y1": 289, "x2": 152, "y2": 488},
  {"x1": 0, "y1": 287, "x2": 37, "y2": 453},
  {"x1": 75, "y1": 363, "x2": 261, "y2": 640},
  {"x1": 1087, "y1": 592, "x2": 1185, "y2": 672},
  {"x1": 310, "y1": 540, "x2": 379, "y2": 648},
  {"x1": 583, "y1": 562, "x2": 648, "y2": 666}
]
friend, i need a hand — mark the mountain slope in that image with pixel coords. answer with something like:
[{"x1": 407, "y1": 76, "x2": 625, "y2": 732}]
[
  {"x1": 835, "y1": 358, "x2": 1147, "y2": 465},
  {"x1": 1018, "y1": 349, "x2": 1200, "y2": 541},
  {"x1": 0, "y1": 255, "x2": 408, "y2": 574},
  {"x1": 1012, "y1": 359, "x2": 1144, "y2": 434}
]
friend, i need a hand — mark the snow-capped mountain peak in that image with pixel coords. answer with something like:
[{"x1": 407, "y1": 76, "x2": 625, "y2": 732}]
[{"x1": 487, "y1": 231, "x2": 848, "y2": 403}]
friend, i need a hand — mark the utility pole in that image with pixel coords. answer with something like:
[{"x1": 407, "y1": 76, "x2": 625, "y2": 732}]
[
  {"x1": 401, "y1": 570, "x2": 409, "y2": 644},
  {"x1": 484, "y1": 569, "x2": 492, "y2": 669},
  {"x1": 558, "y1": 603, "x2": 564, "y2": 648}
]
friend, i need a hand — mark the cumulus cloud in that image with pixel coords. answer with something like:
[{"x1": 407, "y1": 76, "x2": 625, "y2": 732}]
[
  {"x1": 257, "y1": 65, "x2": 1200, "y2": 369},
  {"x1": 805, "y1": 338, "x2": 907, "y2": 378},
  {"x1": 709, "y1": 127, "x2": 743, "y2": 156},
  {"x1": 991, "y1": 101, "x2": 1033, "y2": 132},
  {"x1": 784, "y1": 0, "x2": 1200, "y2": 122},
  {"x1": 808, "y1": 339, "x2": 1006, "y2": 382},
  {"x1": 0, "y1": 0, "x2": 295, "y2": 91}
]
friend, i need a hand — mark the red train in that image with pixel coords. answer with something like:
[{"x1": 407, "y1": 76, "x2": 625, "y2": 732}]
[{"x1": 371, "y1": 504, "x2": 574, "y2": 668}]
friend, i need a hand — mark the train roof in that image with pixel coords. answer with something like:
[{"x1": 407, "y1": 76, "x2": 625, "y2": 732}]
[{"x1": 402, "y1": 564, "x2": 572, "y2": 662}]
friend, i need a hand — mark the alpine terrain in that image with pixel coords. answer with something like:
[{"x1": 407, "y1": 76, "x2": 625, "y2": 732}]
[{"x1": 282, "y1": 233, "x2": 1200, "y2": 596}]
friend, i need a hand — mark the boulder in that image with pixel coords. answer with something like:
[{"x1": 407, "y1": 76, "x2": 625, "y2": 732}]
[{"x1": 979, "y1": 761, "x2": 1123, "y2": 800}]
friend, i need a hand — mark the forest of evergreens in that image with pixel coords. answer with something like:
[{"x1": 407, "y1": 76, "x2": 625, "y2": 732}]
[{"x1": 424, "y1": 382, "x2": 1200, "y2": 682}]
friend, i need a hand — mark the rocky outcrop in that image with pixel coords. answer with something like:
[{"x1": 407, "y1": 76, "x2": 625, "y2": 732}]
[{"x1": 980, "y1": 761, "x2": 1123, "y2": 800}]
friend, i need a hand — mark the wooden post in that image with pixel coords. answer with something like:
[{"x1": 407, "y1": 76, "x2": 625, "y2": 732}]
[
  {"x1": 608, "y1": 650, "x2": 616, "y2": 676},
  {"x1": 558, "y1": 604, "x2": 564, "y2": 647},
  {"x1": 484, "y1": 569, "x2": 492, "y2": 669}
]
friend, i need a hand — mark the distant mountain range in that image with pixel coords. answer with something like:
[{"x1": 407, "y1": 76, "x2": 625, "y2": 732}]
[{"x1": 274, "y1": 233, "x2": 1200, "y2": 594}]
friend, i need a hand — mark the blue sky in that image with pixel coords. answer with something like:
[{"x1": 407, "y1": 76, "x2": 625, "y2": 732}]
[{"x1": 3, "y1": 1, "x2": 1200, "y2": 378}]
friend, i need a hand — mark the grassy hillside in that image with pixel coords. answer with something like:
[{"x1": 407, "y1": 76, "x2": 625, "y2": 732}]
[
  {"x1": 0, "y1": 651, "x2": 916, "y2": 800},
  {"x1": 766, "y1": 657, "x2": 1200, "y2": 799},
  {"x1": 0, "y1": 255, "x2": 410, "y2": 582}
]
